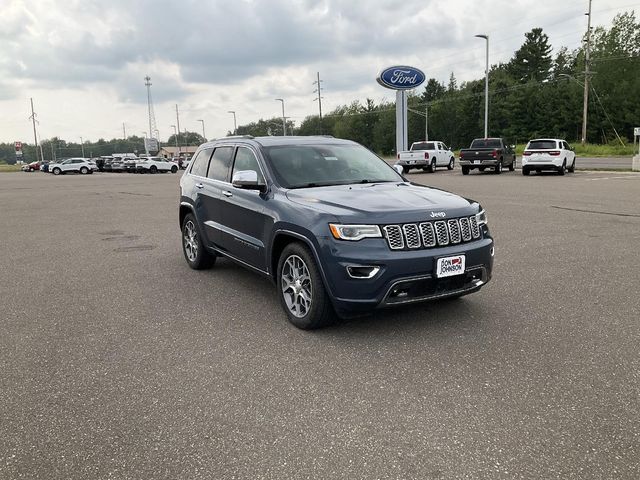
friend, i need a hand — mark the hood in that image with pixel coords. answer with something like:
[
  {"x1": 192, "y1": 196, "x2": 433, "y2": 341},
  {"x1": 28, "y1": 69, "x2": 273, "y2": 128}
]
[{"x1": 285, "y1": 182, "x2": 479, "y2": 224}]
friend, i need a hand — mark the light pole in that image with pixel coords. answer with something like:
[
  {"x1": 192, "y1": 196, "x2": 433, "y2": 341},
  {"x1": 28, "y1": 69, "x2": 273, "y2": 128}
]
[
  {"x1": 197, "y1": 119, "x2": 206, "y2": 141},
  {"x1": 171, "y1": 125, "x2": 179, "y2": 157},
  {"x1": 475, "y1": 34, "x2": 489, "y2": 138},
  {"x1": 275, "y1": 98, "x2": 286, "y2": 136},
  {"x1": 582, "y1": 0, "x2": 593, "y2": 144},
  {"x1": 228, "y1": 111, "x2": 237, "y2": 135},
  {"x1": 79, "y1": 136, "x2": 85, "y2": 157}
]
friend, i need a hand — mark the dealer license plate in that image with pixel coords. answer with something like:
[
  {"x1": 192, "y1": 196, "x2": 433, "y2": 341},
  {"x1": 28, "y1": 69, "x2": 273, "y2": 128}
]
[
  {"x1": 436, "y1": 255, "x2": 466, "y2": 278},
  {"x1": 473, "y1": 160, "x2": 480, "y2": 164}
]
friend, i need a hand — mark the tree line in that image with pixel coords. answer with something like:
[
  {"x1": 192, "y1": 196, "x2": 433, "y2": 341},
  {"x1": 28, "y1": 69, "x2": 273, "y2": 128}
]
[{"x1": 3, "y1": 12, "x2": 637, "y2": 163}]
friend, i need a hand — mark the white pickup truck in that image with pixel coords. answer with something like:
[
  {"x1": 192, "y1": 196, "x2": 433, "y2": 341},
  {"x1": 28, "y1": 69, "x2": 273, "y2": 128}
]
[{"x1": 395, "y1": 141, "x2": 455, "y2": 173}]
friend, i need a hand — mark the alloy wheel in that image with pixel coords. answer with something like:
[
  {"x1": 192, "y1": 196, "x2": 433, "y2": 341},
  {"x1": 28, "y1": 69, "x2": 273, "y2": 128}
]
[
  {"x1": 183, "y1": 220, "x2": 198, "y2": 262},
  {"x1": 281, "y1": 254, "x2": 313, "y2": 318}
]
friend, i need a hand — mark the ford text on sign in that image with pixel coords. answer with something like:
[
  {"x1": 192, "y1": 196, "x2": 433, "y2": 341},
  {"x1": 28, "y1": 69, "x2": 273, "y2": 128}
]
[{"x1": 376, "y1": 66, "x2": 426, "y2": 90}]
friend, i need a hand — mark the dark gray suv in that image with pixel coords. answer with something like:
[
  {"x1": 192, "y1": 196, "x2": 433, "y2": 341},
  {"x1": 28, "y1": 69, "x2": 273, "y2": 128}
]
[{"x1": 179, "y1": 136, "x2": 494, "y2": 329}]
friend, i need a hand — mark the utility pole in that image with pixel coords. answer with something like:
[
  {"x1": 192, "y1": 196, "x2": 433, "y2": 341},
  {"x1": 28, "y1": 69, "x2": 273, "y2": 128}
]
[
  {"x1": 175, "y1": 104, "x2": 182, "y2": 154},
  {"x1": 582, "y1": 0, "x2": 593, "y2": 145},
  {"x1": 145, "y1": 76, "x2": 158, "y2": 139},
  {"x1": 80, "y1": 137, "x2": 85, "y2": 157},
  {"x1": 171, "y1": 125, "x2": 179, "y2": 157},
  {"x1": 313, "y1": 72, "x2": 324, "y2": 134},
  {"x1": 425, "y1": 103, "x2": 429, "y2": 141},
  {"x1": 123, "y1": 122, "x2": 126, "y2": 139},
  {"x1": 29, "y1": 98, "x2": 39, "y2": 162},
  {"x1": 228, "y1": 111, "x2": 237, "y2": 135}
]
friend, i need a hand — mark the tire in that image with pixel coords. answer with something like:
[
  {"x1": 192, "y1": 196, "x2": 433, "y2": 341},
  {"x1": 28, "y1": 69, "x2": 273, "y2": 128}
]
[
  {"x1": 181, "y1": 213, "x2": 216, "y2": 270},
  {"x1": 508, "y1": 158, "x2": 515, "y2": 171},
  {"x1": 80, "y1": 167, "x2": 88, "y2": 174},
  {"x1": 558, "y1": 160, "x2": 566, "y2": 176},
  {"x1": 52, "y1": 167, "x2": 61, "y2": 175},
  {"x1": 150, "y1": 165, "x2": 157, "y2": 174},
  {"x1": 402, "y1": 166, "x2": 410, "y2": 174},
  {"x1": 462, "y1": 166, "x2": 470, "y2": 175},
  {"x1": 428, "y1": 158, "x2": 436, "y2": 173},
  {"x1": 277, "y1": 242, "x2": 335, "y2": 329},
  {"x1": 171, "y1": 165, "x2": 178, "y2": 173},
  {"x1": 495, "y1": 161, "x2": 503, "y2": 174},
  {"x1": 522, "y1": 168, "x2": 530, "y2": 176},
  {"x1": 447, "y1": 157, "x2": 454, "y2": 170},
  {"x1": 568, "y1": 158, "x2": 576, "y2": 173}
]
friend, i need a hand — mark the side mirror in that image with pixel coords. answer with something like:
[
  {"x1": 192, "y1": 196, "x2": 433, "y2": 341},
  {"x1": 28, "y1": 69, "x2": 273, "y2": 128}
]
[
  {"x1": 393, "y1": 164, "x2": 404, "y2": 175},
  {"x1": 232, "y1": 170, "x2": 264, "y2": 190},
  {"x1": 510, "y1": 145, "x2": 516, "y2": 150}
]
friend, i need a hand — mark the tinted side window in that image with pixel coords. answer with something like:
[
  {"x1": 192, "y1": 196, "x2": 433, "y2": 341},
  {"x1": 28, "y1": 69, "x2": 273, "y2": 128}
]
[
  {"x1": 232, "y1": 147, "x2": 265, "y2": 184},
  {"x1": 207, "y1": 146, "x2": 234, "y2": 181},
  {"x1": 190, "y1": 148, "x2": 212, "y2": 177}
]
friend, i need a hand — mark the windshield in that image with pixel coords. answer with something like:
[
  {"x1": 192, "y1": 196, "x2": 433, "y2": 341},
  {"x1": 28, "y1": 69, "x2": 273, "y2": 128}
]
[
  {"x1": 470, "y1": 139, "x2": 502, "y2": 148},
  {"x1": 411, "y1": 142, "x2": 436, "y2": 150},
  {"x1": 528, "y1": 140, "x2": 558, "y2": 150},
  {"x1": 264, "y1": 144, "x2": 402, "y2": 189}
]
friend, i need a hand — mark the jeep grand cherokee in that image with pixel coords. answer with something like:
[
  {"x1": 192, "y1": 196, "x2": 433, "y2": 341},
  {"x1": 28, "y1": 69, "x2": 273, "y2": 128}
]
[{"x1": 179, "y1": 136, "x2": 494, "y2": 329}]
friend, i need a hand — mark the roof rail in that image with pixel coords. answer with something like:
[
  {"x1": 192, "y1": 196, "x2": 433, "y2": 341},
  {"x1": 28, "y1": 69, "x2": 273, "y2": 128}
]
[
  {"x1": 224, "y1": 135, "x2": 254, "y2": 139},
  {"x1": 313, "y1": 135, "x2": 334, "y2": 138}
]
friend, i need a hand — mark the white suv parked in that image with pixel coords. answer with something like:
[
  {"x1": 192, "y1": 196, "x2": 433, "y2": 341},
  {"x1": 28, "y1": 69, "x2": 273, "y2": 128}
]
[
  {"x1": 522, "y1": 139, "x2": 576, "y2": 176},
  {"x1": 136, "y1": 157, "x2": 179, "y2": 173},
  {"x1": 49, "y1": 158, "x2": 97, "y2": 175}
]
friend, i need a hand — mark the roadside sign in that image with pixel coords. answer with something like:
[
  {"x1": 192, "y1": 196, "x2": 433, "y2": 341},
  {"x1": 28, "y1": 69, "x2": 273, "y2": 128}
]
[
  {"x1": 144, "y1": 138, "x2": 159, "y2": 153},
  {"x1": 634, "y1": 127, "x2": 640, "y2": 136},
  {"x1": 15, "y1": 141, "x2": 22, "y2": 150},
  {"x1": 16, "y1": 150, "x2": 23, "y2": 156}
]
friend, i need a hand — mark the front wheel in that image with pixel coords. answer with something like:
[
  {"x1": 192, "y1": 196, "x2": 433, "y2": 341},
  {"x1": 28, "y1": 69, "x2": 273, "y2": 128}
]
[
  {"x1": 80, "y1": 167, "x2": 88, "y2": 174},
  {"x1": 277, "y1": 243, "x2": 334, "y2": 329},
  {"x1": 509, "y1": 158, "x2": 515, "y2": 171},
  {"x1": 182, "y1": 214, "x2": 216, "y2": 270},
  {"x1": 447, "y1": 157, "x2": 454, "y2": 170},
  {"x1": 52, "y1": 167, "x2": 61, "y2": 175},
  {"x1": 150, "y1": 165, "x2": 157, "y2": 174}
]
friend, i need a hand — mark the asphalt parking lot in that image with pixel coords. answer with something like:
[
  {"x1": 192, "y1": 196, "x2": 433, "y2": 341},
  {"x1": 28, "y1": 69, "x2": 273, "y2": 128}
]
[{"x1": 1, "y1": 169, "x2": 639, "y2": 479}]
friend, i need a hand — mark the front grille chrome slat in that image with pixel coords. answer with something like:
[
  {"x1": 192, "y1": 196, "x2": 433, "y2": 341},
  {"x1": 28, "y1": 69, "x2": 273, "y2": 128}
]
[{"x1": 382, "y1": 216, "x2": 483, "y2": 250}]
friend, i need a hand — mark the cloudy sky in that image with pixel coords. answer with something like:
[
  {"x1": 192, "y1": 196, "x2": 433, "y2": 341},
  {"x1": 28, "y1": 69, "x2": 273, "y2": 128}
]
[{"x1": 0, "y1": 0, "x2": 635, "y2": 144}]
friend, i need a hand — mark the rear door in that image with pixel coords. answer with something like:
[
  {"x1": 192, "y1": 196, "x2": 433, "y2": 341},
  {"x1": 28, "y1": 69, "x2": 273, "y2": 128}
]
[
  {"x1": 217, "y1": 146, "x2": 272, "y2": 271},
  {"x1": 187, "y1": 147, "x2": 219, "y2": 247}
]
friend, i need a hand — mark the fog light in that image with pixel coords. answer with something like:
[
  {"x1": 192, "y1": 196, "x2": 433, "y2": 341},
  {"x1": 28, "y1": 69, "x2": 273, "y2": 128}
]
[{"x1": 346, "y1": 265, "x2": 380, "y2": 279}]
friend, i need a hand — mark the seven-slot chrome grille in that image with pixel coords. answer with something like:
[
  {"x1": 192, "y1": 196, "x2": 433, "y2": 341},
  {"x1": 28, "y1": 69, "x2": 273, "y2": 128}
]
[{"x1": 382, "y1": 216, "x2": 481, "y2": 250}]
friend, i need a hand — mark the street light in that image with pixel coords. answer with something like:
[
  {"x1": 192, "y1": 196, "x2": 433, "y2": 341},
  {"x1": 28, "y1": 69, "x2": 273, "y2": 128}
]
[
  {"x1": 171, "y1": 124, "x2": 179, "y2": 156},
  {"x1": 228, "y1": 111, "x2": 237, "y2": 135},
  {"x1": 475, "y1": 34, "x2": 489, "y2": 138},
  {"x1": 275, "y1": 98, "x2": 286, "y2": 136},
  {"x1": 79, "y1": 136, "x2": 85, "y2": 157},
  {"x1": 197, "y1": 119, "x2": 206, "y2": 141}
]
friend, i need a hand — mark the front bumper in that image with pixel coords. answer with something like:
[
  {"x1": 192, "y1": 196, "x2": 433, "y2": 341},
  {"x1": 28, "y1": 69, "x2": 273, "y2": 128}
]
[{"x1": 316, "y1": 233, "x2": 494, "y2": 316}]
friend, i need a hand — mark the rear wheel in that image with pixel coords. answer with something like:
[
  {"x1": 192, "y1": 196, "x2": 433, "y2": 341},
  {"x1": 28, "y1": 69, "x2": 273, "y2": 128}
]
[
  {"x1": 150, "y1": 165, "x2": 157, "y2": 174},
  {"x1": 462, "y1": 166, "x2": 470, "y2": 175},
  {"x1": 568, "y1": 158, "x2": 576, "y2": 173},
  {"x1": 182, "y1": 214, "x2": 216, "y2": 270},
  {"x1": 508, "y1": 158, "x2": 515, "y2": 171},
  {"x1": 80, "y1": 166, "x2": 88, "y2": 174},
  {"x1": 495, "y1": 161, "x2": 503, "y2": 174},
  {"x1": 558, "y1": 160, "x2": 566, "y2": 176},
  {"x1": 277, "y1": 243, "x2": 335, "y2": 329},
  {"x1": 447, "y1": 157, "x2": 454, "y2": 170},
  {"x1": 171, "y1": 165, "x2": 178, "y2": 173},
  {"x1": 428, "y1": 158, "x2": 436, "y2": 173},
  {"x1": 402, "y1": 166, "x2": 410, "y2": 174},
  {"x1": 522, "y1": 168, "x2": 530, "y2": 176}
]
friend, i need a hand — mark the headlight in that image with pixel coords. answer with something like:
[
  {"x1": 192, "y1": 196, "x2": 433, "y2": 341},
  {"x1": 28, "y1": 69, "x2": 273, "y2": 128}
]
[
  {"x1": 329, "y1": 224, "x2": 382, "y2": 241},
  {"x1": 476, "y1": 209, "x2": 488, "y2": 226}
]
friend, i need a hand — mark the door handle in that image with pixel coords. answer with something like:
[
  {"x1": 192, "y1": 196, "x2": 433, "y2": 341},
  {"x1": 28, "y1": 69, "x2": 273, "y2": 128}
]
[
  {"x1": 195, "y1": 183, "x2": 204, "y2": 189},
  {"x1": 223, "y1": 191, "x2": 233, "y2": 198}
]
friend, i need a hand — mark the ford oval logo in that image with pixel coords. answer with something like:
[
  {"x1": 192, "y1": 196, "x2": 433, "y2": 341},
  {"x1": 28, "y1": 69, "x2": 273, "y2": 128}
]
[{"x1": 376, "y1": 66, "x2": 426, "y2": 90}]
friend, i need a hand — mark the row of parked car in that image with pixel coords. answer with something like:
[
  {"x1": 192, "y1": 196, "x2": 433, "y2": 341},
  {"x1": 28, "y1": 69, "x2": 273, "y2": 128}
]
[
  {"x1": 21, "y1": 155, "x2": 189, "y2": 175},
  {"x1": 395, "y1": 137, "x2": 577, "y2": 176}
]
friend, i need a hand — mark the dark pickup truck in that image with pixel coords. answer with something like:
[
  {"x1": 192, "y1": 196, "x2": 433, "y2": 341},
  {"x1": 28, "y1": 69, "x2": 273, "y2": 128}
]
[{"x1": 459, "y1": 138, "x2": 516, "y2": 175}]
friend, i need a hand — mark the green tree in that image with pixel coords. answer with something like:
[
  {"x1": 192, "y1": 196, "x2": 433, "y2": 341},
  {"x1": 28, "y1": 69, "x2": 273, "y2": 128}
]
[{"x1": 508, "y1": 28, "x2": 553, "y2": 83}]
